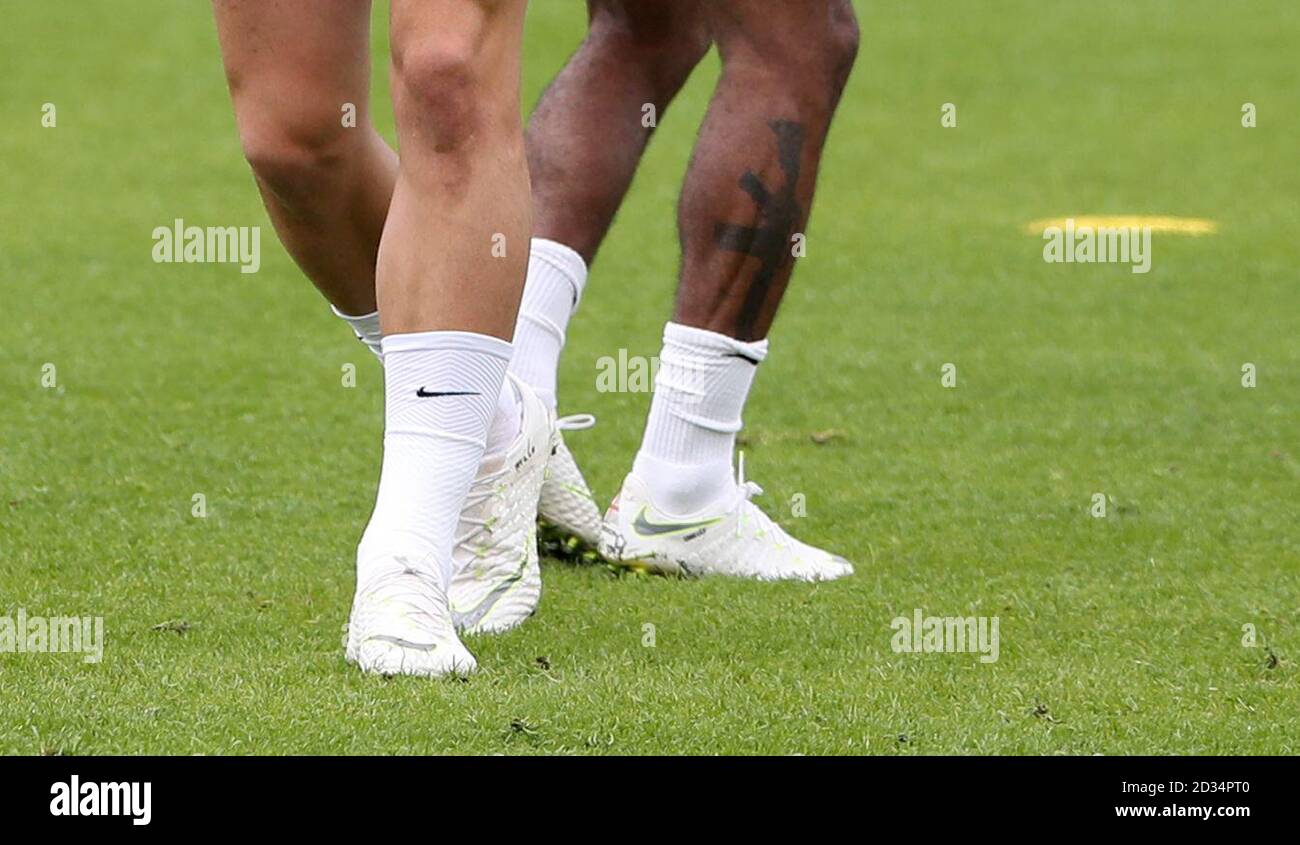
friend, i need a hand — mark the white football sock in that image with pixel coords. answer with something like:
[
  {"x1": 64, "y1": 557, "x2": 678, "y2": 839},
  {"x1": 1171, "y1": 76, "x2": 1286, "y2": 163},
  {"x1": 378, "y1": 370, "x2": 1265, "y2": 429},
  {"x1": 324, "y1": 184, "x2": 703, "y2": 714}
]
[
  {"x1": 333, "y1": 305, "x2": 520, "y2": 452},
  {"x1": 484, "y1": 375, "x2": 523, "y2": 457},
  {"x1": 357, "y1": 330, "x2": 512, "y2": 589},
  {"x1": 632, "y1": 322, "x2": 769, "y2": 515},
  {"x1": 331, "y1": 305, "x2": 383, "y2": 361},
  {"x1": 508, "y1": 238, "x2": 587, "y2": 410}
]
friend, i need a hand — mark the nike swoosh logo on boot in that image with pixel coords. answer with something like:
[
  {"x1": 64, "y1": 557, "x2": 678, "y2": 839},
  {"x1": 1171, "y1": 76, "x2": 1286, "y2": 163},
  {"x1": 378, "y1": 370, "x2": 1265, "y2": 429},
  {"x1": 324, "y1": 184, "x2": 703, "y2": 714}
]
[
  {"x1": 632, "y1": 508, "x2": 723, "y2": 538},
  {"x1": 451, "y1": 572, "x2": 522, "y2": 630}
]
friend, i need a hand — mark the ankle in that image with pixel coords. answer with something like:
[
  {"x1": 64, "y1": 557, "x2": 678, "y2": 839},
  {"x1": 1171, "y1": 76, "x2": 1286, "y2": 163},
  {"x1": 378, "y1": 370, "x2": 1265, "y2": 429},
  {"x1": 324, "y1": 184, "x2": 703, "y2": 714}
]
[{"x1": 631, "y1": 452, "x2": 734, "y2": 516}]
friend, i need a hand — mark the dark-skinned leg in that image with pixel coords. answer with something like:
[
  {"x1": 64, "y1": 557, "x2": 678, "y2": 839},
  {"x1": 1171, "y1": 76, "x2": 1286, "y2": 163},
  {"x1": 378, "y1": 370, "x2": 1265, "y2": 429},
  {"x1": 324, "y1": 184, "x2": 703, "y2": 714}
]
[
  {"x1": 526, "y1": 0, "x2": 711, "y2": 265},
  {"x1": 675, "y1": 0, "x2": 860, "y2": 341},
  {"x1": 514, "y1": 0, "x2": 711, "y2": 548},
  {"x1": 598, "y1": 0, "x2": 859, "y2": 583},
  {"x1": 511, "y1": 0, "x2": 709, "y2": 414}
]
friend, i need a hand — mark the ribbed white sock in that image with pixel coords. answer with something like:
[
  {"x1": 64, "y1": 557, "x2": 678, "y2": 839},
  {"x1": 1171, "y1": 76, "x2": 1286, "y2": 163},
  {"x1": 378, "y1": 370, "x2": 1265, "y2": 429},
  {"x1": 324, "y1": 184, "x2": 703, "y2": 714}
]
[
  {"x1": 508, "y1": 238, "x2": 587, "y2": 410},
  {"x1": 485, "y1": 375, "x2": 522, "y2": 457},
  {"x1": 632, "y1": 322, "x2": 769, "y2": 515},
  {"x1": 357, "y1": 330, "x2": 513, "y2": 589},
  {"x1": 331, "y1": 305, "x2": 383, "y2": 361},
  {"x1": 332, "y1": 305, "x2": 519, "y2": 453}
]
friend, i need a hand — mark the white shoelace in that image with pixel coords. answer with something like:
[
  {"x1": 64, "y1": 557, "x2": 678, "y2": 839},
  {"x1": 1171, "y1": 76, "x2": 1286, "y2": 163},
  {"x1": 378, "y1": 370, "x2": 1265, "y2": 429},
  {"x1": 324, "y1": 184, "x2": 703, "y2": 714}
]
[
  {"x1": 733, "y1": 452, "x2": 793, "y2": 552},
  {"x1": 457, "y1": 414, "x2": 597, "y2": 555},
  {"x1": 557, "y1": 413, "x2": 596, "y2": 432},
  {"x1": 456, "y1": 465, "x2": 512, "y2": 554}
]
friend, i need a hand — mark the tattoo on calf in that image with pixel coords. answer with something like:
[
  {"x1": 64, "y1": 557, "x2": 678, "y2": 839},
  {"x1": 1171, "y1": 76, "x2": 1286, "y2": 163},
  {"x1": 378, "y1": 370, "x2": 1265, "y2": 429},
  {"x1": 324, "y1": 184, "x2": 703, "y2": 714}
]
[{"x1": 713, "y1": 119, "x2": 806, "y2": 339}]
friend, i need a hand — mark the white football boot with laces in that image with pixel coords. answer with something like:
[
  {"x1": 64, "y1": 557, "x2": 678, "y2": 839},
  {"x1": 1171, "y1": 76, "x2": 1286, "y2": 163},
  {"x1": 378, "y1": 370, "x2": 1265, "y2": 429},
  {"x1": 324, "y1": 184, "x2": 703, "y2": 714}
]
[
  {"x1": 346, "y1": 556, "x2": 477, "y2": 678},
  {"x1": 538, "y1": 414, "x2": 603, "y2": 550},
  {"x1": 598, "y1": 453, "x2": 854, "y2": 582},
  {"x1": 345, "y1": 378, "x2": 554, "y2": 676},
  {"x1": 447, "y1": 378, "x2": 556, "y2": 635}
]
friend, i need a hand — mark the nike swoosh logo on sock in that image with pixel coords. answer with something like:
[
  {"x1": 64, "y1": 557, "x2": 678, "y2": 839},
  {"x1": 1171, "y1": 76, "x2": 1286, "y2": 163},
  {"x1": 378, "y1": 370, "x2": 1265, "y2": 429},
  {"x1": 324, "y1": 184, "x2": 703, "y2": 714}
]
[
  {"x1": 723, "y1": 352, "x2": 761, "y2": 366},
  {"x1": 632, "y1": 508, "x2": 723, "y2": 538},
  {"x1": 416, "y1": 388, "x2": 481, "y2": 398}
]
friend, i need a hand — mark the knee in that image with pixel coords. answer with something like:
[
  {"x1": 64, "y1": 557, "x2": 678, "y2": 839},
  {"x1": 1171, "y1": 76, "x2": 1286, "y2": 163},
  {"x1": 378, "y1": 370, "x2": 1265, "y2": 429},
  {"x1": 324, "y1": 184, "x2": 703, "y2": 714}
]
[
  {"x1": 235, "y1": 109, "x2": 356, "y2": 206},
  {"x1": 826, "y1": 0, "x2": 861, "y2": 96},
  {"x1": 588, "y1": 6, "x2": 711, "y2": 104},
  {"x1": 391, "y1": 29, "x2": 493, "y2": 151},
  {"x1": 721, "y1": 0, "x2": 860, "y2": 109}
]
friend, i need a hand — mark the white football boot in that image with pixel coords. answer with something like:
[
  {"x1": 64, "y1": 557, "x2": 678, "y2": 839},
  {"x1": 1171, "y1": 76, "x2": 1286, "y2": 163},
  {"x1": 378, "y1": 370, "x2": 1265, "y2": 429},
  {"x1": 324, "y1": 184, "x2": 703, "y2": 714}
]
[
  {"x1": 346, "y1": 556, "x2": 477, "y2": 678},
  {"x1": 447, "y1": 377, "x2": 556, "y2": 635},
  {"x1": 538, "y1": 414, "x2": 604, "y2": 551},
  {"x1": 598, "y1": 453, "x2": 854, "y2": 582}
]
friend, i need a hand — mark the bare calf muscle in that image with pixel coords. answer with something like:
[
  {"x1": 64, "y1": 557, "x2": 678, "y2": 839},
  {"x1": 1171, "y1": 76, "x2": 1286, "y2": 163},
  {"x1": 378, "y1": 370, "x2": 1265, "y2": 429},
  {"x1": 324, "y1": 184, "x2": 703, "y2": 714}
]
[
  {"x1": 211, "y1": 0, "x2": 395, "y2": 315},
  {"x1": 516, "y1": 0, "x2": 861, "y2": 580},
  {"x1": 381, "y1": 0, "x2": 531, "y2": 337},
  {"x1": 676, "y1": 0, "x2": 861, "y2": 341},
  {"x1": 526, "y1": 0, "x2": 710, "y2": 264}
]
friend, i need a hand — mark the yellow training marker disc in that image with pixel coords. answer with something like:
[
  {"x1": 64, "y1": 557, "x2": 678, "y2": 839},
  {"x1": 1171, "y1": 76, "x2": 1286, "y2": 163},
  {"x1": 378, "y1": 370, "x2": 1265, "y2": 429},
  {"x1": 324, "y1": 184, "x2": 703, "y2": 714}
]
[{"x1": 1023, "y1": 216, "x2": 1218, "y2": 236}]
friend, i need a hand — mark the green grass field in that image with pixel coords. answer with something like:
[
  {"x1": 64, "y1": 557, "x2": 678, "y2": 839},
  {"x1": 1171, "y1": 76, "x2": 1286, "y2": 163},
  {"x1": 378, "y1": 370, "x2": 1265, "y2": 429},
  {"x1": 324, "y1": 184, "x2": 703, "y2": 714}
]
[{"x1": 2, "y1": 0, "x2": 1297, "y2": 755}]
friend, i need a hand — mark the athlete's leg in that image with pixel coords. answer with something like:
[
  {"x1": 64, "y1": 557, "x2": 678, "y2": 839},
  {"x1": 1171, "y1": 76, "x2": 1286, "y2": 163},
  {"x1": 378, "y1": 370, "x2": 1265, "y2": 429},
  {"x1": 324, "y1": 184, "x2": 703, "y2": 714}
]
[
  {"x1": 526, "y1": 0, "x2": 711, "y2": 265},
  {"x1": 349, "y1": 0, "x2": 533, "y2": 676},
  {"x1": 212, "y1": 0, "x2": 395, "y2": 318},
  {"x1": 511, "y1": 0, "x2": 710, "y2": 413},
  {"x1": 378, "y1": 0, "x2": 531, "y2": 338},
  {"x1": 600, "y1": 0, "x2": 859, "y2": 581},
  {"x1": 514, "y1": 1, "x2": 710, "y2": 549},
  {"x1": 674, "y1": 0, "x2": 860, "y2": 340}
]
